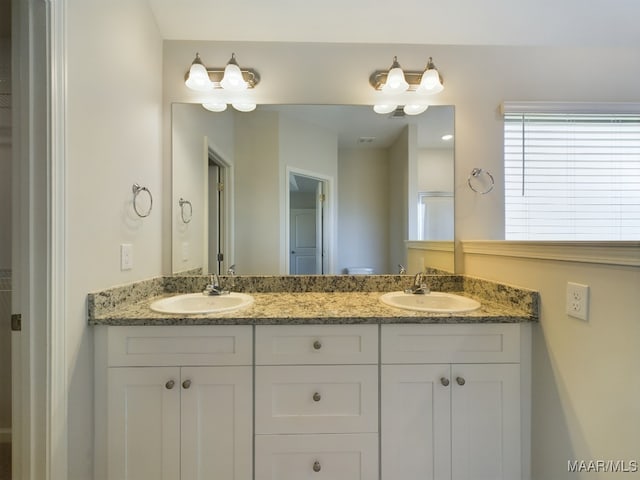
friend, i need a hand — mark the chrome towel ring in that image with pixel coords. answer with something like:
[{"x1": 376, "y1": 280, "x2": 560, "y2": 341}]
[
  {"x1": 132, "y1": 183, "x2": 153, "y2": 217},
  {"x1": 467, "y1": 168, "x2": 495, "y2": 194},
  {"x1": 179, "y1": 198, "x2": 193, "y2": 223}
]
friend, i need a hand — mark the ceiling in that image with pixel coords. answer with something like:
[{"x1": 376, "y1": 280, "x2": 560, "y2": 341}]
[{"x1": 148, "y1": 0, "x2": 640, "y2": 48}]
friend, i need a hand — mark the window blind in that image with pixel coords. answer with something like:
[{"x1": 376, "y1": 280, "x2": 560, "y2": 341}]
[{"x1": 504, "y1": 112, "x2": 640, "y2": 240}]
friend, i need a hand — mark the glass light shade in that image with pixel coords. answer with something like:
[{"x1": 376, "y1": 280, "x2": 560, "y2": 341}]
[
  {"x1": 202, "y1": 102, "x2": 228, "y2": 112},
  {"x1": 232, "y1": 102, "x2": 256, "y2": 112},
  {"x1": 418, "y1": 68, "x2": 444, "y2": 94},
  {"x1": 441, "y1": 134, "x2": 453, "y2": 141},
  {"x1": 373, "y1": 104, "x2": 397, "y2": 114},
  {"x1": 220, "y1": 63, "x2": 248, "y2": 91},
  {"x1": 185, "y1": 62, "x2": 213, "y2": 92},
  {"x1": 383, "y1": 66, "x2": 409, "y2": 93},
  {"x1": 403, "y1": 104, "x2": 429, "y2": 115}
]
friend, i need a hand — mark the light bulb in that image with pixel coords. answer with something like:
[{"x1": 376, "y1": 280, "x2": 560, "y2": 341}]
[
  {"x1": 220, "y1": 54, "x2": 248, "y2": 92},
  {"x1": 232, "y1": 102, "x2": 256, "y2": 112},
  {"x1": 417, "y1": 57, "x2": 444, "y2": 94},
  {"x1": 382, "y1": 57, "x2": 409, "y2": 93},
  {"x1": 403, "y1": 104, "x2": 429, "y2": 115},
  {"x1": 373, "y1": 104, "x2": 397, "y2": 114},
  {"x1": 185, "y1": 54, "x2": 213, "y2": 92},
  {"x1": 202, "y1": 102, "x2": 228, "y2": 112}
]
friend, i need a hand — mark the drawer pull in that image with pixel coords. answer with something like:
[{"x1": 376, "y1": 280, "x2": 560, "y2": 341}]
[
  {"x1": 456, "y1": 376, "x2": 466, "y2": 386},
  {"x1": 313, "y1": 340, "x2": 322, "y2": 350},
  {"x1": 440, "y1": 377, "x2": 450, "y2": 387},
  {"x1": 313, "y1": 392, "x2": 322, "y2": 402},
  {"x1": 165, "y1": 380, "x2": 175, "y2": 390},
  {"x1": 182, "y1": 379, "x2": 192, "y2": 389},
  {"x1": 313, "y1": 461, "x2": 321, "y2": 472}
]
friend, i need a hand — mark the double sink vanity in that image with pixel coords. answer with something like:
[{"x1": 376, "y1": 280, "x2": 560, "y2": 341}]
[{"x1": 89, "y1": 274, "x2": 538, "y2": 480}]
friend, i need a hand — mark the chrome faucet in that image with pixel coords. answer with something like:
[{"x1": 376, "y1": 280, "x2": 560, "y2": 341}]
[
  {"x1": 405, "y1": 272, "x2": 430, "y2": 295},
  {"x1": 398, "y1": 264, "x2": 407, "y2": 274},
  {"x1": 202, "y1": 273, "x2": 229, "y2": 296}
]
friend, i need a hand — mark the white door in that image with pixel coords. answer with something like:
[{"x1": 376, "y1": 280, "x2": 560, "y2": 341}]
[
  {"x1": 381, "y1": 364, "x2": 451, "y2": 480},
  {"x1": 290, "y1": 209, "x2": 317, "y2": 274},
  {"x1": 107, "y1": 367, "x2": 181, "y2": 480},
  {"x1": 180, "y1": 366, "x2": 253, "y2": 480},
  {"x1": 451, "y1": 363, "x2": 521, "y2": 480}
]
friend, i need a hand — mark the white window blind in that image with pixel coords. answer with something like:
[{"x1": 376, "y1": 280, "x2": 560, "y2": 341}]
[{"x1": 504, "y1": 110, "x2": 640, "y2": 240}]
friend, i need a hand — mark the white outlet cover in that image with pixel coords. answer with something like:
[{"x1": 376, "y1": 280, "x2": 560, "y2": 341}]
[
  {"x1": 120, "y1": 243, "x2": 133, "y2": 271},
  {"x1": 566, "y1": 282, "x2": 589, "y2": 321}
]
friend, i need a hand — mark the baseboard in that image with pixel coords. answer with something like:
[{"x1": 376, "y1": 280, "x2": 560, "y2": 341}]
[{"x1": 0, "y1": 428, "x2": 10, "y2": 443}]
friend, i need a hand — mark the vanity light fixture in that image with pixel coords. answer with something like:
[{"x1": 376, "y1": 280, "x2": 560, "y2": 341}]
[
  {"x1": 370, "y1": 56, "x2": 444, "y2": 115},
  {"x1": 185, "y1": 52, "x2": 260, "y2": 112}
]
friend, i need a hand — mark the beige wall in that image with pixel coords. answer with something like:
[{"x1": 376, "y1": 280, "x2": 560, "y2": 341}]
[
  {"x1": 338, "y1": 147, "x2": 390, "y2": 273},
  {"x1": 66, "y1": 2, "x2": 163, "y2": 478},
  {"x1": 461, "y1": 243, "x2": 640, "y2": 479}
]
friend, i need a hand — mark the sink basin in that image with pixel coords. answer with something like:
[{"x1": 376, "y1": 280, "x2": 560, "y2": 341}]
[
  {"x1": 379, "y1": 291, "x2": 481, "y2": 313},
  {"x1": 150, "y1": 292, "x2": 254, "y2": 314}
]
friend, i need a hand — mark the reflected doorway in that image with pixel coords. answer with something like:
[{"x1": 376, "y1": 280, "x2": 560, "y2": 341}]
[
  {"x1": 207, "y1": 147, "x2": 231, "y2": 275},
  {"x1": 288, "y1": 172, "x2": 327, "y2": 274}
]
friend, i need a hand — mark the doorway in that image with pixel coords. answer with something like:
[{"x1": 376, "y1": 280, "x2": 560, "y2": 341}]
[
  {"x1": 288, "y1": 171, "x2": 328, "y2": 275},
  {"x1": 207, "y1": 147, "x2": 232, "y2": 275}
]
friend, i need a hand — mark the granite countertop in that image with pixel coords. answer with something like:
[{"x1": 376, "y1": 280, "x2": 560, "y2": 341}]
[{"x1": 89, "y1": 286, "x2": 538, "y2": 326}]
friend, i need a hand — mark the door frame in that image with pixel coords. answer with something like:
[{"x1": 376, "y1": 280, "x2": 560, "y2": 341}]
[
  {"x1": 206, "y1": 143, "x2": 234, "y2": 274},
  {"x1": 12, "y1": 0, "x2": 68, "y2": 479},
  {"x1": 284, "y1": 166, "x2": 335, "y2": 275}
]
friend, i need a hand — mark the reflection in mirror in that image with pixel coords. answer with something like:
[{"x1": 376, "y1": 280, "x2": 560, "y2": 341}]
[{"x1": 171, "y1": 104, "x2": 455, "y2": 275}]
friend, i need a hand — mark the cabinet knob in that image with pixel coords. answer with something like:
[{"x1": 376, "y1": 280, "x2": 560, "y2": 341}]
[
  {"x1": 456, "y1": 376, "x2": 466, "y2": 386},
  {"x1": 182, "y1": 379, "x2": 192, "y2": 389},
  {"x1": 165, "y1": 380, "x2": 175, "y2": 390},
  {"x1": 313, "y1": 461, "x2": 321, "y2": 472},
  {"x1": 313, "y1": 340, "x2": 322, "y2": 350},
  {"x1": 313, "y1": 392, "x2": 322, "y2": 402},
  {"x1": 440, "y1": 377, "x2": 450, "y2": 387}
]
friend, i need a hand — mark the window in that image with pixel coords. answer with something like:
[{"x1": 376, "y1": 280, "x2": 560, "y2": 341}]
[{"x1": 503, "y1": 104, "x2": 640, "y2": 240}]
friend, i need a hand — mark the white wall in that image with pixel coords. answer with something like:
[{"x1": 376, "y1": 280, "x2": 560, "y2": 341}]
[
  {"x1": 338, "y1": 147, "x2": 390, "y2": 273},
  {"x1": 66, "y1": 2, "x2": 163, "y2": 478}
]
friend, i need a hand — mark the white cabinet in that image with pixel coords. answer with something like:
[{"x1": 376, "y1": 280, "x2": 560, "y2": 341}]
[
  {"x1": 254, "y1": 325, "x2": 379, "y2": 480},
  {"x1": 95, "y1": 326, "x2": 253, "y2": 480},
  {"x1": 381, "y1": 324, "x2": 529, "y2": 480}
]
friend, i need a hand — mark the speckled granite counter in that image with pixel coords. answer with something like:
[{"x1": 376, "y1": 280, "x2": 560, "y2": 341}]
[{"x1": 88, "y1": 275, "x2": 539, "y2": 326}]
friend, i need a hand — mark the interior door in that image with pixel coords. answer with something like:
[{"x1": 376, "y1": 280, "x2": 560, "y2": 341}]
[{"x1": 289, "y1": 209, "x2": 317, "y2": 274}]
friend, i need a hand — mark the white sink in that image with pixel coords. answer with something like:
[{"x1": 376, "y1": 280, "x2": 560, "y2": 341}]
[
  {"x1": 379, "y1": 291, "x2": 481, "y2": 313},
  {"x1": 150, "y1": 292, "x2": 254, "y2": 315}
]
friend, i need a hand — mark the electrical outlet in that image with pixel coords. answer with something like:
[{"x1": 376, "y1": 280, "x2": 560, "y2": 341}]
[
  {"x1": 181, "y1": 242, "x2": 189, "y2": 262},
  {"x1": 120, "y1": 244, "x2": 133, "y2": 270},
  {"x1": 566, "y1": 282, "x2": 589, "y2": 321}
]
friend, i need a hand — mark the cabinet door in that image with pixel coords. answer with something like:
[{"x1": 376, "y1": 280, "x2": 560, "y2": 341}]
[
  {"x1": 451, "y1": 363, "x2": 521, "y2": 480},
  {"x1": 181, "y1": 366, "x2": 253, "y2": 480},
  {"x1": 107, "y1": 367, "x2": 181, "y2": 480},
  {"x1": 381, "y1": 364, "x2": 451, "y2": 480}
]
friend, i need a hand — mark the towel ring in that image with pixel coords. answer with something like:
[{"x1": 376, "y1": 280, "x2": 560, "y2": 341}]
[
  {"x1": 179, "y1": 198, "x2": 193, "y2": 223},
  {"x1": 132, "y1": 183, "x2": 153, "y2": 217},
  {"x1": 467, "y1": 168, "x2": 495, "y2": 194}
]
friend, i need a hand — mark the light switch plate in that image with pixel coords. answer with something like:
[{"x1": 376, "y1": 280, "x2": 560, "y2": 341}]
[
  {"x1": 566, "y1": 282, "x2": 589, "y2": 321},
  {"x1": 120, "y1": 244, "x2": 133, "y2": 270}
]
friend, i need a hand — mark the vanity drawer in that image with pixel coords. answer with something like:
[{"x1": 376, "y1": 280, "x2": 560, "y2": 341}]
[
  {"x1": 382, "y1": 324, "x2": 521, "y2": 364},
  {"x1": 255, "y1": 324, "x2": 378, "y2": 365},
  {"x1": 255, "y1": 365, "x2": 378, "y2": 434},
  {"x1": 106, "y1": 325, "x2": 253, "y2": 366},
  {"x1": 255, "y1": 433, "x2": 378, "y2": 480}
]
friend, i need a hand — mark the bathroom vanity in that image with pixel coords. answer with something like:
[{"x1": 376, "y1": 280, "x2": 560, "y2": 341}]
[{"x1": 90, "y1": 275, "x2": 538, "y2": 480}]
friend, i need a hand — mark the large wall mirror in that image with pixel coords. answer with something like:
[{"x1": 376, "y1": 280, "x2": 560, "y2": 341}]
[{"x1": 171, "y1": 104, "x2": 455, "y2": 275}]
